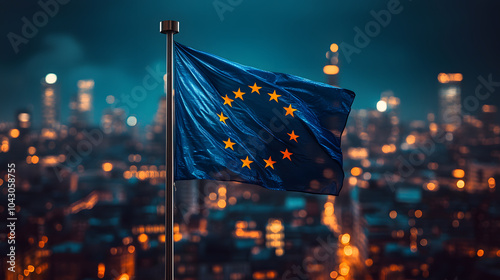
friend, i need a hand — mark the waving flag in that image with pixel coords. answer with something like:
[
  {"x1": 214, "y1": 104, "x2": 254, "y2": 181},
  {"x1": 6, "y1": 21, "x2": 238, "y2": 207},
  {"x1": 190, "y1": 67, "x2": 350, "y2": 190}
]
[{"x1": 174, "y1": 42, "x2": 354, "y2": 195}]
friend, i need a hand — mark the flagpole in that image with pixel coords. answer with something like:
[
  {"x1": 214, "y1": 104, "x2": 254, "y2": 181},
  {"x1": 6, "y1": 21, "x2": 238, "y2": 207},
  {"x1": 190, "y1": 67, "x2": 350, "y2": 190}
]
[{"x1": 160, "y1": 20, "x2": 179, "y2": 280}]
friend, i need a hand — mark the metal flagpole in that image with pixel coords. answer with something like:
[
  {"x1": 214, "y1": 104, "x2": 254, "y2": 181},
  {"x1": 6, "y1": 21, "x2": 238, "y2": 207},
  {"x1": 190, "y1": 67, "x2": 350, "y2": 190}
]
[{"x1": 160, "y1": 20, "x2": 179, "y2": 280}]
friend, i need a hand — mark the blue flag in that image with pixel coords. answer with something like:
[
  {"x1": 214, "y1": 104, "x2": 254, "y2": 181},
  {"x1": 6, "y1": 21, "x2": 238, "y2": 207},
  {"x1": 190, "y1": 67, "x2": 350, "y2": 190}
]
[{"x1": 174, "y1": 42, "x2": 355, "y2": 195}]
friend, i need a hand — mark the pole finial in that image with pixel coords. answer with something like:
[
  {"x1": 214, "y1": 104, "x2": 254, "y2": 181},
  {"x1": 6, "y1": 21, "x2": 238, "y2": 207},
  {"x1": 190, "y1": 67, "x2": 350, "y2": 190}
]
[{"x1": 160, "y1": 20, "x2": 179, "y2": 34}]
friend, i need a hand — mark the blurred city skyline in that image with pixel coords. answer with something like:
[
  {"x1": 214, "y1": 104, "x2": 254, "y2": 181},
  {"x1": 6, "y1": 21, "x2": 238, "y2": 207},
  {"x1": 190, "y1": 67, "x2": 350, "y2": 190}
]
[
  {"x1": 1, "y1": 0, "x2": 500, "y2": 125},
  {"x1": 2, "y1": 1, "x2": 500, "y2": 280}
]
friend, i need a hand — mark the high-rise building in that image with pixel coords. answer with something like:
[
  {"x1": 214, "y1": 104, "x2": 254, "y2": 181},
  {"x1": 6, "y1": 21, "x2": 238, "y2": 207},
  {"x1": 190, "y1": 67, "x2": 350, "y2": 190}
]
[
  {"x1": 16, "y1": 109, "x2": 31, "y2": 130},
  {"x1": 41, "y1": 73, "x2": 60, "y2": 130},
  {"x1": 153, "y1": 95, "x2": 166, "y2": 134},
  {"x1": 438, "y1": 73, "x2": 463, "y2": 132},
  {"x1": 176, "y1": 180, "x2": 200, "y2": 223},
  {"x1": 101, "y1": 108, "x2": 126, "y2": 135},
  {"x1": 76, "y1": 79, "x2": 94, "y2": 127},
  {"x1": 324, "y1": 43, "x2": 340, "y2": 86}
]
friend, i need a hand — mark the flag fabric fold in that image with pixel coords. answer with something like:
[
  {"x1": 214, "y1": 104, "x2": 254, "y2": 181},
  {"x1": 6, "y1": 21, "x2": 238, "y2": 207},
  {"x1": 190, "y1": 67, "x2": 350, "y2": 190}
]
[{"x1": 174, "y1": 42, "x2": 355, "y2": 195}]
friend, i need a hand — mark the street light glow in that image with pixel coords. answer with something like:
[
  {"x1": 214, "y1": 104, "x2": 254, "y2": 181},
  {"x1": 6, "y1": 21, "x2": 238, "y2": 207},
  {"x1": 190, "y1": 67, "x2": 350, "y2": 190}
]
[
  {"x1": 45, "y1": 73, "x2": 57, "y2": 84},
  {"x1": 376, "y1": 100, "x2": 387, "y2": 112},
  {"x1": 127, "y1": 116, "x2": 137, "y2": 127}
]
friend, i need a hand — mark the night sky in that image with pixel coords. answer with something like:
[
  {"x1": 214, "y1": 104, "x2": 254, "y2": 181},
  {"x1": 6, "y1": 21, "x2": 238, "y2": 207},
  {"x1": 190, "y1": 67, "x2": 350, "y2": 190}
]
[{"x1": 1, "y1": 0, "x2": 499, "y2": 126}]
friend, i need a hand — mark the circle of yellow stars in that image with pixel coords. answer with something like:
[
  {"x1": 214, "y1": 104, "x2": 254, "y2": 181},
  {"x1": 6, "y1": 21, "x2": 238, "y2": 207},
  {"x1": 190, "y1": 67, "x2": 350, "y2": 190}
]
[{"x1": 216, "y1": 83, "x2": 299, "y2": 171}]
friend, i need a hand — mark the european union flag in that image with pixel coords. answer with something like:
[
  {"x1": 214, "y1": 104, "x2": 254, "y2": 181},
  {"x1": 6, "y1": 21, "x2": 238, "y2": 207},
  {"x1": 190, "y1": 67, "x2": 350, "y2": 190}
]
[{"x1": 174, "y1": 42, "x2": 355, "y2": 195}]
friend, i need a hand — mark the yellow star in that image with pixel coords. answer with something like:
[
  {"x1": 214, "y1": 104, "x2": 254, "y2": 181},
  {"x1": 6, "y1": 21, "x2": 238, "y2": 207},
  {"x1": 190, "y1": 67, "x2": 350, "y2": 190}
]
[
  {"x1": 280, "y1": 149, "x2": 293, "y2": 161},
  {"x1": 241, "y1": 156, "x2": 253, "y2": 169},
  {"x1": 263, "y1": 156, "x2": 276, "y2": 169},
  {"x1": 223, "y1": 138, "x2": 236, "y2": 150},
  {"x1": 233, "y1": 88, "x2": 246, "y2": 100},
  {"x1": 283, "y1": 104, "x2": 297, "y2": 117},
  {"x1": 221, "y1": 95, "x2": 234, "y2": 107},
  {"x1": 217, "y1": 112, "x2": 228, "y2": 125},
  {"x1": 268, "y1": 90, "x2": 281, "y2": 103},
  {"x1": 248, "y1": 83, "x2": 262, "y2": 94},
  {"x1": 287, "y1": 130, "x2": 299, "y2": 142}
]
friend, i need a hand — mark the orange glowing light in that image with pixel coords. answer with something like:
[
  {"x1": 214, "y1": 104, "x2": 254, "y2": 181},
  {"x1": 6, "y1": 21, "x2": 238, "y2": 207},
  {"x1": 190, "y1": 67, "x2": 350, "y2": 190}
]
[
  {"x1": 28, "y1": 146, "x2": 36, "y2": 155},
  {"x1": 457, "y1": 180, "x2": 465, "y2": 189},
  {"x1": 97, "y1": 263, "x2": 105, "y2": 278},
  {"x1": 488, "y1": 177, "x2": 496, "y2": 188},
  {"x1": 217, "y1": 200, "x2": 226, "y2": 209},
  {"x1": 31, "y1": 155, "x2": 39, "y2": 164},
  {"x1": 269, "y1": 220, "x2": 283, "y2": 234},
  {"x1": 27, "y1": 265, "x2": 34, "y2": 272},
  {"x1": 381, "y1": 144, "x2": 392, "y2": 153},
  {"x1": 10, "y1": 129, "x2": 20, "y2": 138},
  {"x1": 415, "y1": 210, "x2": 423, "y2": 218},
  {"x1": 365, "y1": 259, "x2": 373, "y2": 267},
  {"x1": 389, "y1": 210, "x2": 397, "y2": 219},
  {"x1": 438, "y1": 73, "x2": 463, "y2": 83},
  {"x1": 344, "y1": 245, "x2": 353, "y2": 256},
  {"x1": 102, "y1": 162, "x2": 113, "y2": 172},
  {"x1": 275, "y1": 247, "x2": 284, "y2": 256},
  {"x1": 158, "y1": 234, "x2": 166, "y2": 243},
  {"x1": 266, "y1": 271, "x2": 277, "y2": 278},
  {"x1": 174, "y1": 233, "x2": 183, "y2": 242},
  {"x1": 350, "y1": 167, "x2": 362, "y2": 176},
  {"x1": 406, "y1": 135, "x2": 416, "y2": 145},
  {"x1": 138, "y1": 233, "x2": 148, "y2": 243},
  {"x1": 218, "y1": 186, "x2": 227, "y2": 195},
  {"x1": 128, "y1": 245, "x2": 136, "y2": 253},
  {"x1": 330, "y1": 271, "x2": 338, "y2": 278},
  {"x1": 339, "y1": 263, "x2": 350, "y2": 276},
  {"x1": 426, "y1": 182, "x2": 437, "y2": 191},
  {"x1": 253, "y1": 272, "x2": 265, "y2": 280},
  {"x1": 323, "y1": 65, "x2": 340, "y2": 75},
  {"x1": 438, "y1": 73, "x2": 449, "y2": 83},
  {"x1": 341, "y1": 234, "x2": 350, "y2": 245},
  {"x1": 452, "y1": 169, "x2": 465, "y2": 178},
  {"x1": 477, "y1": 249, "x2": 484, "y2": 257},
  {"x1": 348, "y1": 177, "x2": 357, "y2": 186},
  {"x1": 118, "y1": 274, "x2": 129, "y2": 280},
  {"x1": 330, "y1": 43, "x2": 339, "y2": 52}
]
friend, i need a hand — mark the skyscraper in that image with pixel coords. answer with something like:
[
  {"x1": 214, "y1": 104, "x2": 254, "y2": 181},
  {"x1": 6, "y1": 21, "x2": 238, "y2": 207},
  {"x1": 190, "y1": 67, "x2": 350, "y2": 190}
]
[
  {"x1": 438, "y1": 73, "x2": 463, "y2": 132},
  {"x1": 76, "y1": 79, "x2": 94, "y2": 127},
  {"x1": 324, "y1": 43, "x2": 340, "y2": 86},
  {"x1": 41, "y1": 73, "x2": 60, "y2": 131}
]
